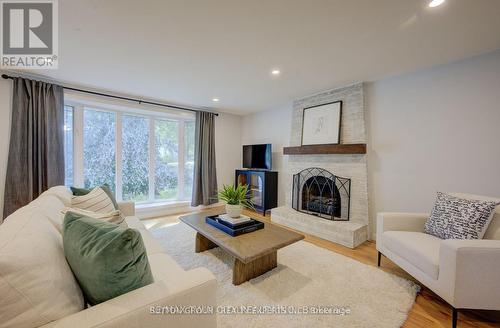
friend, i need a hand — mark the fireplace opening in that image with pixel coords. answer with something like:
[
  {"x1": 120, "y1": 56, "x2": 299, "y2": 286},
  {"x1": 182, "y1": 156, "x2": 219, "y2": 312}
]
[
  {"x1": 301, "y1": 176, "x2": 341, "y2": 217},
  {"x1": 292, "y1": 168, "x2": 351, "y2": 221}
]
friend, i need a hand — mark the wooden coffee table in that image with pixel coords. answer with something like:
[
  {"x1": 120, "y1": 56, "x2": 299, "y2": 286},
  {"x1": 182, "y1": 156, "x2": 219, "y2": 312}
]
[{"x1": 180, "y1": 211, "x2": 304, "y2": 285}]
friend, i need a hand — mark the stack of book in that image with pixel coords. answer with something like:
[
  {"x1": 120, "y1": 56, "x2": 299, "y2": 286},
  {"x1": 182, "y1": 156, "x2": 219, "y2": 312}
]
[{"x1": 205, "y1": 214, "x2": 264, "y2": 236}]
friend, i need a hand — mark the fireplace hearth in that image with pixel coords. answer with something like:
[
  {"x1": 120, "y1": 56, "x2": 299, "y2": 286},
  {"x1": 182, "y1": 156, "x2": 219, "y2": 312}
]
[{"x1": 292, "y1": 167, "x2": 351, "y2": 221}]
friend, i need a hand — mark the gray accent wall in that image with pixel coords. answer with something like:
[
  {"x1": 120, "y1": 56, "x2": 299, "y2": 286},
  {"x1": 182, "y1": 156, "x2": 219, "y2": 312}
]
[{"x1": 365, "y1": 49, "x2": 500, "y2": 239}]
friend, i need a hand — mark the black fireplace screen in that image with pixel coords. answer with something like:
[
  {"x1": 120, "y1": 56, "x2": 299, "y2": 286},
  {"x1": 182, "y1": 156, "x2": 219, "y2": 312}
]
[{"x1": 292, "y1": 168, "x2": 351, "y2": 221}]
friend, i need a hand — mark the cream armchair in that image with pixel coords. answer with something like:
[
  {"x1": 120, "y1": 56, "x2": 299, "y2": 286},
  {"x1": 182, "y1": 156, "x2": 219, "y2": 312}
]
[{"x1": 376, "y1": 193, "x2": 500, "y2": 328}]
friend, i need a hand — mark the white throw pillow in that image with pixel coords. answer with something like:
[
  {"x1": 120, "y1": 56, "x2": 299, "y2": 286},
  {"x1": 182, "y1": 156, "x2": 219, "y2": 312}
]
[
  {"x1": 61, "y1": 207, "x2": 126, "y2": 225},
  {"x1": 71, "y1": 187, "x2": 116, "y2": 213},
  {"x1": 0, "y1": 205, "x2": 84, "y2": 327}
]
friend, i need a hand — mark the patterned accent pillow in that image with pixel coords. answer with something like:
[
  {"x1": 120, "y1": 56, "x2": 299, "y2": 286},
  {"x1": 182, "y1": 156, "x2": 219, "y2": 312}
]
[
  {"x1": 424, "y1": 192, "x2": 499, "y2": 239},
  {"x1": 71, "y1": 184, "x2": 119, "y2": 210},
  {"x1": 71, "y1": 187, "x2": 116, "y2": 214}
]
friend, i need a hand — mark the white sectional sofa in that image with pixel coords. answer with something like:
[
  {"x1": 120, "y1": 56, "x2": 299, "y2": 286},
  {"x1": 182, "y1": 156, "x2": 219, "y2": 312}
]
[
  {"x1": 0, "y1": 186, "x2": 217, "y2": 328},
  {"x1": 376, "y1": 193, "x2": 500, "y2": 328}
]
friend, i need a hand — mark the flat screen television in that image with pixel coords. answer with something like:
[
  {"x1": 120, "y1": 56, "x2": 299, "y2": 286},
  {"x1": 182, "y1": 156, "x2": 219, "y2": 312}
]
[{"x1": 242, "y1": 144, "x2": 272, "y2": 170}]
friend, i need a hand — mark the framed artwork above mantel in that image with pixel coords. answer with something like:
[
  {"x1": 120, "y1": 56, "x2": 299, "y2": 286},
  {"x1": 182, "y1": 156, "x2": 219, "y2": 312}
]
[{"x1": 301, "y1": 100, "x2": 342, "y2": 146}]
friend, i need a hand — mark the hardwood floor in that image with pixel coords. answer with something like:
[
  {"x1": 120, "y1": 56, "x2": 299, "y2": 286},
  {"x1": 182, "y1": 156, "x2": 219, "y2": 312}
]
[{"x1": 145, "y1": 207, "x2": 500, "y2": 328}]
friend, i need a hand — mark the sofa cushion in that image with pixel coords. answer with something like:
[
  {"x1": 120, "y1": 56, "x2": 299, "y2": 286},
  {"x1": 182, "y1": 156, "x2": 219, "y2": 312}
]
[
  {"x1": 382, "y1": 231, "x2": 441, "y2": 279},
  {"x1": 30, "y1": 194, "x2": 67, "y2": 233},
  {"x1": 148, "y1": 253, "x2": 186, "y2": 281},
  {"x1": 125, "y1": 216, "x2": 147, "y2": 230},
  {"x1": 38, "y1": 186, "x2": 73, "y2": 207},
  {"x1": 63, "y1": 212, "x2": 154, "y2": 305},
  {"x1": 0, "y1": 206, "x2": 84, "y2": 328},
  {"x1": 123, "y1": 218, "x2": 184, "y2": 276},
  {"x1": 125, "y1": 217, "x2": 166, "y2": 255},
  {"x1": 29, "y1": 187, "x2": 74, "y2": 233}
]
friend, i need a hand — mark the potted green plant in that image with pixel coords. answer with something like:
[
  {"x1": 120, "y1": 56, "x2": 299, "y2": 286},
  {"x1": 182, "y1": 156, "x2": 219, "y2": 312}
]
[{"x1": 217, "y1": 184, "x2": 254, "y2": 218}]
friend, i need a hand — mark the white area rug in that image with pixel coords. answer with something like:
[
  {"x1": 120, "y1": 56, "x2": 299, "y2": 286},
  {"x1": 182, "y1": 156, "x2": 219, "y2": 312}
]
[{"x1": 149, "y1": 222, "x2": 419, "y2": 328}]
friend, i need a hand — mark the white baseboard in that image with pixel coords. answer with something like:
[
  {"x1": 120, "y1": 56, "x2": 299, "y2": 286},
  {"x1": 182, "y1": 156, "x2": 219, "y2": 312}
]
[{"x1": 136, "y1": 201, "x2": 223, "y2": 219}]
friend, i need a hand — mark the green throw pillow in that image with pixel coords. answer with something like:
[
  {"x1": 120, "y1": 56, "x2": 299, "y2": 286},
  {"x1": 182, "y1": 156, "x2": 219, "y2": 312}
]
[
  {"x1": 63, "y1": 212, "x2": 154, "y2": 305},
  {"x1": 70, "y1": 184, "x2": 119, "y2": 209}
]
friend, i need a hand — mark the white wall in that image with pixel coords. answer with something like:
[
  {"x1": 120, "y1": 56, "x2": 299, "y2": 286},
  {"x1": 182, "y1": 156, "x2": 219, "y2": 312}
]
[
  {"x1": 241, "y1": 103, "x2": 292, "y2": 206},
  {"x1": 215, "y1": 112, "x2": 242, "y2": 189},
  {"x1": 366, "y1": 50, "x2": 500, "y2": 238},
  {"x1": 241, "y1": 49, "x2": 500, "y2": 240},
  {"x1": 0, "y1": 78, "x2": 12, "y2": 223}
]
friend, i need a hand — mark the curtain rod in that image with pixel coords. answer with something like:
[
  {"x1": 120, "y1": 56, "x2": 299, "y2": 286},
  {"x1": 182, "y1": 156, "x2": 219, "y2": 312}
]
[{"x1": 1, "y1": 73, "x2": 219, "y2": 116}]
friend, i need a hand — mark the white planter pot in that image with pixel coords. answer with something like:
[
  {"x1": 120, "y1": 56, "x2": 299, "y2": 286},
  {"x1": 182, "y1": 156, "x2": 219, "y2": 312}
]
[{"x1": 225, "y1": 204, "x2": 242, "y2": 218}]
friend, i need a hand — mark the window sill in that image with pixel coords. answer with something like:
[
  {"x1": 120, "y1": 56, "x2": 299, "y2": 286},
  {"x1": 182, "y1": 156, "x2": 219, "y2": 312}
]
[
  {"x1": 134, "y1": 200, "x2": 223, "y2": 220},
  {"x1": 135, "y1": 200, "x2": 193, "y2": 219},
  {"x1": 136, "y1": 200, "x2": 191, "y2": 210}
]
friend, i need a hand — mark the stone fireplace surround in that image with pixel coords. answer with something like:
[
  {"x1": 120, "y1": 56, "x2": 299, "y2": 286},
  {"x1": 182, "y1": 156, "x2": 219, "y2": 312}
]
[{"x1": 271, "y1": 83, "x2": 368, "y2": 248}]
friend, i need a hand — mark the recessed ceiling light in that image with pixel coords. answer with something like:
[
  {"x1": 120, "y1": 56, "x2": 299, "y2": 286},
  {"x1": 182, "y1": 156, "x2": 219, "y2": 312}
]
[
  {"x1": 271, "y1": 69, "x2": 281, "y2": 76},
  {"x1": 428, "y1": 0, "x2": 445, "y2": 8},
  {"x1": 212, "y1": 98, "x2": 219, "y2": 102}
]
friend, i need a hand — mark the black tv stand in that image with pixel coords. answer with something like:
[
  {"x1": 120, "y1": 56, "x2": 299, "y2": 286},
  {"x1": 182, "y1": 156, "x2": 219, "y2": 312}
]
[{"x1": 235, "y1": 169, "x2": 278, "y2": 216}]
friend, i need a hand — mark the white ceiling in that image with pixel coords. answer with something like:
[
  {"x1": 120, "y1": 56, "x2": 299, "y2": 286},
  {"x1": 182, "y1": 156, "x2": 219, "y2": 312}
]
[{"x1": 30, "y1": 0, "x2": 500, "y2": 114}]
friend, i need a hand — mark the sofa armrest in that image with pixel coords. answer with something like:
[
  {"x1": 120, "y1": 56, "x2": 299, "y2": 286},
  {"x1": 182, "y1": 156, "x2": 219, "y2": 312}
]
[
  {"x1": 439, "y1": 239, "x2": 500, "y2": 309},
  {"x1": 376, "y1": 212, "x2": 429, "y2": 242},
  {"x1": 118, "y1": 201, "x2": 135, "y2": 217},
  {"x1": 42, "y1": 267, "x2": 217, "y2": 328}
]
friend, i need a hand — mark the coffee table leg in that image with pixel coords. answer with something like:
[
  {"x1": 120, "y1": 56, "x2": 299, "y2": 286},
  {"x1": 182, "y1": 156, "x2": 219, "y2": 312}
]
[
  {"x1": 233, "y1": 251, "x2": 277, "y2": 285},
  {"x1": 195, "y1": 232, "x2": 218, "y2": 253}
]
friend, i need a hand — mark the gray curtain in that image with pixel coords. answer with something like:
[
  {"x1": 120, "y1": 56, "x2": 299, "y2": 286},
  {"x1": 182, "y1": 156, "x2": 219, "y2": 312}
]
[
  {"x1": 191, "y1": 111, "x2": 218, "y2": 206},
  {"x1": 3, "y1": 77, "x2": 65, "y2": 219}
]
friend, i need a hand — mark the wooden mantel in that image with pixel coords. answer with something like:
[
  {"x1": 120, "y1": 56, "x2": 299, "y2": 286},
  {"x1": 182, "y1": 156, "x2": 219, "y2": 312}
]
[{"x1": 283, "y1": 143, "x2": 366, "y2": 155}]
